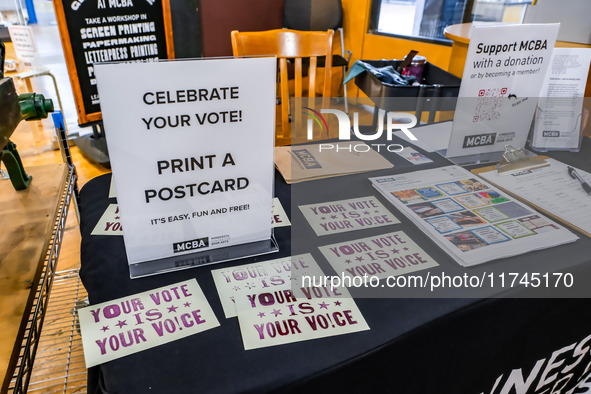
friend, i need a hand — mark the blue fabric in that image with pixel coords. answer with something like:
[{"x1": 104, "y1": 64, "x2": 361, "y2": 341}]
[{"x1": 343, "y1": 60, "x2": 416, "y2": 85}]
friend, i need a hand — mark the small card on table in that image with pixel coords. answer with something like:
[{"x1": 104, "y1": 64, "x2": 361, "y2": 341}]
[{"x1": 78, "y1": 279, "x2": 219, "y2": 367}]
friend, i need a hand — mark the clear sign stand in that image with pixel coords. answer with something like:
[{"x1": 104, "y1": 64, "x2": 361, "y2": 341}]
[
  {"x1": 129, "y1": 236, "x2": 279, "y2": 279},
  {"x1": 439, "y1": 149, "x2": 507, "y2": 167},
  {"x1": 94, "y1": 56, "x2": 279, "y2": 278}
]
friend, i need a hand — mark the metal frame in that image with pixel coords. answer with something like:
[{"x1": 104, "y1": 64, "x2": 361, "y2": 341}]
[{"x1": 7, "y1": 165, "x2": 76, "y2": 393}]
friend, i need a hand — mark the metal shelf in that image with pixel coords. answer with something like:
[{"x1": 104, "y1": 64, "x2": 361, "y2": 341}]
[{"x1": 5, "y1": 165, "x2": 76, "y2": 393}]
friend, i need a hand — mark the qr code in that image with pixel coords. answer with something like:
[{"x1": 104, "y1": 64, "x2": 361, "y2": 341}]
[{"x1": 474, "y1": 88, "x2": 507, "y2": 122}]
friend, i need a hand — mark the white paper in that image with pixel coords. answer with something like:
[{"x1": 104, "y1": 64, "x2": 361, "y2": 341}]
[
  {"x1": 319, "y1": 231, "x2": 438, "y2": 280},
  {"x1": 211, "y1": 254, "x2": 324, "y2": 318},
  {"x1": 299, "y1": 196, "x2": 399, "y2": 236},
  {"x1": 370, "y1": 166, "x2": 578, "y2": 266},
  {"x1": 109, "y1": 175, "x2": 116, "y2": 198},
  {"x1": 394, "y1": 147, "x2": 434, "y2": 164},
  {"x1": 235, "y1": 276, "x2": 369, "y2": 350},
  {"x1": 94, "y1": 58, "x2": 276, "y2": 264},
  {"x1": 78, "y1": 279, "x2": 219, "y2": 367},
  {"x1": 7, "y1": 25, "x2": 41, "y2": 69},
  {"x1": 393, "y1": 121, "x2": 453, "y2": 152},
  {"x1": 531, "y1": 48, "x2": 591, "y2": 150},
  {"x1": 447, "y1": 23, "x2": 560, "y2": 157},
  {"x1": 478, "y1": 159, "x2": 591, "y2": 236},
  {"x1": 272, "y1": 197, "x2": 291, "y2": 228},
  {"x1": 91, "y1": 204, "x2": 123, "y2": 235}
]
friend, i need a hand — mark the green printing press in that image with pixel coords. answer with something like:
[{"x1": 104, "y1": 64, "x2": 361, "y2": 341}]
[{"x1": 0, "y1": 41, "x2": 54, "y2": 190}]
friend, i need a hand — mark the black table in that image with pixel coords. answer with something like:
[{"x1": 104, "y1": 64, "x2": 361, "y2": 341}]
[{"x1": 79, "y1": 136, "x2": 591, "y2": 393}]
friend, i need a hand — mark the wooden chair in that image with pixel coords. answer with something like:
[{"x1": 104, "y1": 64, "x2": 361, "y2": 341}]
[{"x1": 231, "y1": 29, "x2": 333, "y2": 145}]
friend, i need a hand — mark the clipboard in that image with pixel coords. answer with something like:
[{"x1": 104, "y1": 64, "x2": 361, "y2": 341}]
[{"x1": 472, "y1": 157, "x2": 591, "y2": 238}]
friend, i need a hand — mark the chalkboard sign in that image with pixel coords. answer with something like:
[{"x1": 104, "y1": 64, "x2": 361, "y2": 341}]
[{"x1": 53, "y1": 0, "x2": 174, "y2": 125}]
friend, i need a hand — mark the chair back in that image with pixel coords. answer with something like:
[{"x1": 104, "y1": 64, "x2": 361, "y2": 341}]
[{"x1": 231, "y1": 29, "x2": 333, "y2": 145}]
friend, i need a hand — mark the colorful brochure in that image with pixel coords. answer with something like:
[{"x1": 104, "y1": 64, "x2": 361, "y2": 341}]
[{"x1": 370, "y1": 166, "x2": 578, "y2": 267}]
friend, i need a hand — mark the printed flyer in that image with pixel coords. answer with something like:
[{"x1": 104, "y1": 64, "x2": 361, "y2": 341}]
[
  {"x1": 319, "y1": 231, "x2": 438, "y2": 280},
  {"x1": 211, "y1": 254, "x2": 324, "y2": 318},
  {"x1": 447, "y1": 23, "x2": 559, "y2": 157},
  {"x1": 78, "y1": 279, "x2": 219, "y2": 367},
  {"x1": 299, "y1": 196, "x2": 399, "y2": 236},
  {"x1": 235, "y1": 283, "x2": 369, "y2": 350},
  {"x1": 370, "y1": 166, "x2": 578, "y2": 266},
  {"x1": 531, "y1": 48, "x2": 591, "y2": 151}
]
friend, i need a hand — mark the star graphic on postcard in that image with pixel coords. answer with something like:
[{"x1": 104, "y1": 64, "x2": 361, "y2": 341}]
[
  {"x1": 403, "y1": 247, "x2": 409, "y2": 251},
  {"x1": 345, "y1": 259, "x2": 352, "y2": 264},
  {"x1": 184, "y1": 302, "x2": 191, "y2": 308},
  {"x1": 167, "y1": 305, "x2": 178, "y2": 313},
  {"x1": 330, "y1": 215, "x2": 337, "y2": 219},
  {"x1": 364, "y1": 211, "x2": 371, "y2": 215},
  {"x1": 334, "y1": 301, "x2": 342, "y2": 307},
  {"x1": 272, "y1": 308, "x2": 282, "y2": 317},
  {"x1": 355, "y1": 256, "x2": 364, "y2": 262},
  {"x1": 101, "y1": 325, "x2": 109, "y2": 332},
  {"x1": 319, "y1": 302, "x2": 329, "y2": 309},
  {"x1": 258, "y1": 312, "x2": 265, "y2": 318},
  {"x1": 116, "y1": 320, "x2": 127, "y2": 329},
  {"x1": 391, "y1": 248, "x2": 399, "y2": 255}
]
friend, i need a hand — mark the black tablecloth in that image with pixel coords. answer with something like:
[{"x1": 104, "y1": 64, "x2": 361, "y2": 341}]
[{"x1": 79, "y1": 136, "x2": 591, "y2": 394}]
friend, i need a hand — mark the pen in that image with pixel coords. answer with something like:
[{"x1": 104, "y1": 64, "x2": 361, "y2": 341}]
[{"x1": 567, "y1": 166, "x2": 591, "y2": 196}]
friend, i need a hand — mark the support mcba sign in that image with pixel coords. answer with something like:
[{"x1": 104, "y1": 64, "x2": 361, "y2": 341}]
[{"x1": 94, "y1": 57, "x2": 276, "y2": 265}]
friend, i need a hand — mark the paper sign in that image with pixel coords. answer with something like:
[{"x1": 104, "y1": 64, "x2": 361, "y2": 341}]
[
  {"x1": 78, "y1": 279, "x2": 219, "y2": 367},
  {"x1": 531, "y1": 48, "x2": 591, "y2": 151},
  {"x1": 7, "y1": 25, "x2": 41, "y2": 69},
  {"x1": 94, "y1": 57, "x2": 276, "y2": 264},
  {"x1": 235, "y1": 283, "x2": 369, "y2": 350},
  {"x1": 272, "y1": 198, "x2": 290, "y2": 228},
  {"x1": 91, "y1": 204, "x2": 123, "y2": 236},
  {"x1": 299, "y1": 196, "x2": 399, "y2": 236},
  {"x1": 394, "y1": 147, "x2": 434, "y2": 165},
  {"x1": 447, "y1": 23, "x2": 559, "y2": 157},
  {"x1": 319, "y1": 231, "x2": 438, "y2": 280},
  {"x1": 211, "y1": 254, "x2": 324, "y2": 318}
]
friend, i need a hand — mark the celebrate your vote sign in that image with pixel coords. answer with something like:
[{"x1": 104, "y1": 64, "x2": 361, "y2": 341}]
[{"x1": 95, "y1": 57, "x2": 276, "y2": 265}]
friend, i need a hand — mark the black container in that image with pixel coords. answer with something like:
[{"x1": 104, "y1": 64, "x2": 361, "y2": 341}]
[{"x1": 354, "y1": 59, "x2": 461, "y2": 124}]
